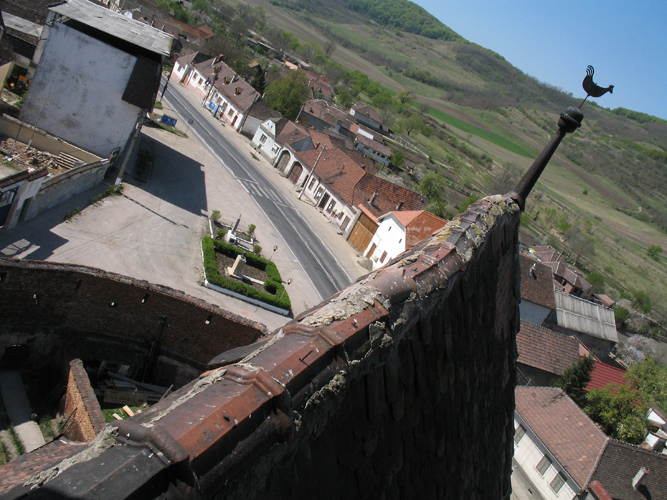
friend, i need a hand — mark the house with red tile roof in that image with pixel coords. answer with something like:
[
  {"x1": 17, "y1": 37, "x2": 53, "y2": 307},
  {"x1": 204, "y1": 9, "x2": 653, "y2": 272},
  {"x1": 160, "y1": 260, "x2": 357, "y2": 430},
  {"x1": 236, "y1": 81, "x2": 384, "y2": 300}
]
[
  {"x1": 516, "y1": 320, "x2": 580, "y2": 386},
  {"x1": 172, "y1": 54, "x2": 260, "y2": 132},
  {"x1": 585, "y1": 360, "x2": 627, "y2": 391},
  {"x1": 519, "y1": 253, "x2": 556, "y2": 325},
  {"x1": 514, "y1": 386, "x2": 609, "y2": 500},
  {"x1": 362, "y1": 210, "x2": 447, "y2": 269}
]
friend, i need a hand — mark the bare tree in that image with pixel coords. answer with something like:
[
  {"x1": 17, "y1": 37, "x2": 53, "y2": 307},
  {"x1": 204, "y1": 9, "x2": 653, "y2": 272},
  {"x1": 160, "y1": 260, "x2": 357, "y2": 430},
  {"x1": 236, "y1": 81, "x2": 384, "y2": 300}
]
[{"x1": 324, "y1": 39, "x2": 337, "y2": 57}]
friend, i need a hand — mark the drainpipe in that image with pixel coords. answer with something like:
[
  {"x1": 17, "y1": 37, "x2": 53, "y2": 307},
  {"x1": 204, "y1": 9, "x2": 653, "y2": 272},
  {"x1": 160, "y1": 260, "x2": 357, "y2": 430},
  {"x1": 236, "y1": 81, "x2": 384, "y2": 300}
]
[{"x1": 298, "y1": 144, "x2": 326, "y2": 201}]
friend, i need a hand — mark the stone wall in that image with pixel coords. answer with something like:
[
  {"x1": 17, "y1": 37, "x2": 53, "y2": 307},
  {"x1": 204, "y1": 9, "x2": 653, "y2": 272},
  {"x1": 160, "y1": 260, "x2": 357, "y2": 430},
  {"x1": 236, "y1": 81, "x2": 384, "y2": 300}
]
[
  {"x1": 25, "y1": 160, "x2": 110, "y2": 221},
  {"x1": 61, "y1": 359, "x2": 106, "y2": 442},
  {"x1": 0, "y1": 259, "x2": 267, "y2": 385},
  {"x1": 1, "y1": 195, "x2": 520, "y2": 500}
]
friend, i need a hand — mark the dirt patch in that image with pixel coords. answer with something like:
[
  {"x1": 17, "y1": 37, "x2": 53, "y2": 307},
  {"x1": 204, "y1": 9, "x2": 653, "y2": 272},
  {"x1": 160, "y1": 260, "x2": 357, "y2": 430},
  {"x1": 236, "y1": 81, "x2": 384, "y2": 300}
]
[{"x1": 215, "y1": 251, "x2": 268, "y2": 293}]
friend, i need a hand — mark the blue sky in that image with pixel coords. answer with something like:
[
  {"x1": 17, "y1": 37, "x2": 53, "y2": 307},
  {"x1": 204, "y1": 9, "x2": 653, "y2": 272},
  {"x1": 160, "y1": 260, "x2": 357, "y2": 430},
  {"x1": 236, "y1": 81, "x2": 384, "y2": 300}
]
[{"x1": 413, "y1": 0, "x2": 667, "y2": 120}]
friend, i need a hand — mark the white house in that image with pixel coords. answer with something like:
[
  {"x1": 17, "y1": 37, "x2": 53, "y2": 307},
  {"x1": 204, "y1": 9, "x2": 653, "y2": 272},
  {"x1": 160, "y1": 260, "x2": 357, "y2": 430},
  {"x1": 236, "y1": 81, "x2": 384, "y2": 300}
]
[
  {"x1": 514, "y1": 387, "x2": 609, "y2": 500},
  {"x1": 363, "y1": 211, "x2": 447, "y2": 270},
  {"x1": 252, "y1": 118, "x2": 289, "y2": 163},
  {"x1": 19, "y1": 0, "x2": 172, "y2": 158}
]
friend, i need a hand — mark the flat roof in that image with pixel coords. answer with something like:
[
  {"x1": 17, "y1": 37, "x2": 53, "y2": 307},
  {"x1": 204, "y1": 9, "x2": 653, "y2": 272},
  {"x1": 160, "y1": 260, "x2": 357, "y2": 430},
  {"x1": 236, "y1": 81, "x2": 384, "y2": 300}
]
[{"x1": 49, "y1": 0, "x2": 172, "y2": 57}]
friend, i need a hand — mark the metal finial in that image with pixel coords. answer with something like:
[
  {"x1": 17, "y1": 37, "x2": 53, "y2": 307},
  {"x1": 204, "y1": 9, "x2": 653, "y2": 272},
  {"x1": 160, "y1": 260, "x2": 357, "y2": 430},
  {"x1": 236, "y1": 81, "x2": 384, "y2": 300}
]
[{"x1": 580, "y1": 65, "x2": 614, "y2": 108}]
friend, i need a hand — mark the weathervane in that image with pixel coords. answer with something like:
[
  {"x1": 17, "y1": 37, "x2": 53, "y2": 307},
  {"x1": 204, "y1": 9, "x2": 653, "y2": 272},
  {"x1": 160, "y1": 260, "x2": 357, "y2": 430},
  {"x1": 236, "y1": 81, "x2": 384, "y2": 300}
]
[
  {"x1": 580, "y1": 65, "x2": 614, "y2": 108},
  {"x1": 512, "y1": 65, "x2": 613, "y2": 210}
]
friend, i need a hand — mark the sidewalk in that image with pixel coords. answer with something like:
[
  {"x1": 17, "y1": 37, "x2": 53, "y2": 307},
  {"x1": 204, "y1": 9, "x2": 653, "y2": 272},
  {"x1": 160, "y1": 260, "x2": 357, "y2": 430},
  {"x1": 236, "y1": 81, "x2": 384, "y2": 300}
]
[{"x1": 0, "y1": 371, "x2": 45, "y2": 453}]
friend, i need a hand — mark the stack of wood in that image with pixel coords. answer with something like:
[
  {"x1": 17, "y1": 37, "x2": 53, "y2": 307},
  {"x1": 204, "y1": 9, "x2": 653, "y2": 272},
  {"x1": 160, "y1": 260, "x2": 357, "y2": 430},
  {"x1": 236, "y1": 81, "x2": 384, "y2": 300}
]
[{"x1": 100, "y1": 372, "x2": 172, "y2": 407}]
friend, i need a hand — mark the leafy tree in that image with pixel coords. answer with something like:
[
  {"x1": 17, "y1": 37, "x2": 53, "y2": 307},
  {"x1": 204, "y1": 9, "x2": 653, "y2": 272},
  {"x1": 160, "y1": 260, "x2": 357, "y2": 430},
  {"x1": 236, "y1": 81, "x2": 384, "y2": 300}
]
[
  {"x1": 425, "y1": 200, "x2": 449, "y2": 219},
  {"x1": 371, "y1": 92, "x2": 393, "y2": 110},
  {"x1": 419, "y1": 173, "x2": 447, "y2": 201},
  {"x1": 648, "y1": 244, "x2": 663, "y2": 260},
  {"x1": 632, "y1": 290, "x2": 653, "y2": 314},
  {"x1": 614, "y1": 306, "x2": 631, "y2": 327},
  {"x1": 391, "y1": 151, "x2": 404, "y2": 169},
  {"x1": 337, "y1": 89, "x2": 353, "y2": 110},
  {"x1": 251, "y1": 70, "x2": 267, "y2": 94},
  {"x1": 395, "y1": 89, "x2": 415, "y2": 105},
  {"x1": 586, "y1": 272, "x2": 606, "y2": 294},
  {"x1": 397, "y1": 114, "x2": 424, "y2": 136},
  {"x1": 584, "y1": 384, "x2": 647, "y2": 444},
  {"x1": 626, "y1": 358, "x2": 667, "y2": 409},
  {"x1": 264, "y1": 71, "x2": 310, "y2": 120},
  {"x1": 555, "y1": 356, "x2": 595, "y2": 406}
]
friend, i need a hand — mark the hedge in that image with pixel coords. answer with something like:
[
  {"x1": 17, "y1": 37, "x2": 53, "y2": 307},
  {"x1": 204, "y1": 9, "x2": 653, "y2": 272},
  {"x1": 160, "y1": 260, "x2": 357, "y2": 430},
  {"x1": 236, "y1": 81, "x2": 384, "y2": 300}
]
[{"x1": 202, "y1": 237, "x2": 291, "y2": 311}]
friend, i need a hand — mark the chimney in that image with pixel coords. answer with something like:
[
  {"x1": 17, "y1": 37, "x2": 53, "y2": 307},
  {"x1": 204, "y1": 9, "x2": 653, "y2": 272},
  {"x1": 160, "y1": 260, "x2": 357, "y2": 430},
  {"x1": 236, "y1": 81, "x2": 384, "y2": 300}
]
[
  {"x1": 632, "y1": 467, "x2": 649, "y2": 490},
  {"x1": 369, "y1": 192, "x2": 378, "y2": 206}
]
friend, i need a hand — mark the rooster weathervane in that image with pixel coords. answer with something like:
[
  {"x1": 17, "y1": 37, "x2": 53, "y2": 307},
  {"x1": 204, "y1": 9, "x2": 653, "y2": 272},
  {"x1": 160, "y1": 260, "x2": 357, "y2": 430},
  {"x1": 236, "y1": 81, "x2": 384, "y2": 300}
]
[{"x1": 580, "y1": 65, "x2": 613, "y2": 108}]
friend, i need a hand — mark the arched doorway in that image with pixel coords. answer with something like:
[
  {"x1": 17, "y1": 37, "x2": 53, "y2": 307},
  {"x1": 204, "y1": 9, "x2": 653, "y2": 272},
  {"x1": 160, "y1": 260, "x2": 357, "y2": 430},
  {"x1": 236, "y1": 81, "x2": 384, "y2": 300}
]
[
  {"x1": 276, "y1": 151, "x2": 290, "y2": 171},
  {"x1": 288, "y1": 163, "x2": 303, "y2": 184}
]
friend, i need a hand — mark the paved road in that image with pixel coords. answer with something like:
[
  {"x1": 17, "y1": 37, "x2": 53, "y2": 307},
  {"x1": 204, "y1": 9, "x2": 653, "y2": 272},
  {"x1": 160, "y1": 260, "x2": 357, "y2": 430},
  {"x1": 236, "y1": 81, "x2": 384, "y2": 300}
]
[{"x1": 162, "y1": 83, "x2": 352, "y2": 300}]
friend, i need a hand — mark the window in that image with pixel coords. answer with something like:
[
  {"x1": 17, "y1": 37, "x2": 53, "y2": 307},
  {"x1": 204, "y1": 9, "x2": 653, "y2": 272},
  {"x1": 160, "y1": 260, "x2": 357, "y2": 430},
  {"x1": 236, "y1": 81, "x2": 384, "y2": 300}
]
[
  {"x1": 198, "y1": 77, "x2": 203, "y2": 85},
  {"x1": 315, "y1": 188, "x2": 324, "y2": 200},
  {"x1": 550, "y1": 472, "x2": 566, "y2": 493},
  {"x1": 514, "y1": 424, "x2": 526, "y2": 444},
  {"x1": 536, "y1": 455, "x2": 552, "y2": 476},
  {"x1": 309, "y1": 178, "x2": 317, "y2": 190},
  {"x1": 271, "y1": 144, "x2": 280, "y2": 154},
  {"x1": 259, "y1": 134, "x2": 267, "y2": 144},
  {"x1": 326, "y1": 200, "x2": 336, "y2": 213},
  {"x1": 380, "y1": 251, "x2": 388, "y2": 263},
  {"x1": 228, "y1": 108, "x2": 234, "y2": 117}
]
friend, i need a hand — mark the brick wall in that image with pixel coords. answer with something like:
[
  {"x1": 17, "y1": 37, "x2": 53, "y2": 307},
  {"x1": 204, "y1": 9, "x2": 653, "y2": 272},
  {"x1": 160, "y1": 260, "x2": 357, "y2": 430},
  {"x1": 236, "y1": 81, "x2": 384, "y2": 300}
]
[
  {"x1": 0, "y1": 260, "x2": 267, "y2": 376},
  {"x1": 61, "y1": 359, "x2": 106, "y2": 442},
  {"x1": 1, "y1": 195, "x2": 520, "y2": 499}
]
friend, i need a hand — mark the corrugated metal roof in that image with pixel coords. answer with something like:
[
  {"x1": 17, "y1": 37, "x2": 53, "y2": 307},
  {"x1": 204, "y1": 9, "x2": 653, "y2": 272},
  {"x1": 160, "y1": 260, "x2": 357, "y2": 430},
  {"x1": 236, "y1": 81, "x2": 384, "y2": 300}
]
[
  {"x1": 49, "y1": 0, "x2": 172, "y2": 56},
  {"x1": 554, "y1": 291, "x2": 618, "y2": 342}
]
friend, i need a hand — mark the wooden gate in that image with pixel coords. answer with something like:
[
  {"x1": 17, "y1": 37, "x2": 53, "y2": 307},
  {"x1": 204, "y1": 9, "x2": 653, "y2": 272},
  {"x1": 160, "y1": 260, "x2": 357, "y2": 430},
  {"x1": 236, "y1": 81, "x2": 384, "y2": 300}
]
[
  {"x1": 288, "y1": 163, "x2": 303, "y2": 184},
  {"x1": 347, "y1": 212, "x2": 377, "y2": 252}
]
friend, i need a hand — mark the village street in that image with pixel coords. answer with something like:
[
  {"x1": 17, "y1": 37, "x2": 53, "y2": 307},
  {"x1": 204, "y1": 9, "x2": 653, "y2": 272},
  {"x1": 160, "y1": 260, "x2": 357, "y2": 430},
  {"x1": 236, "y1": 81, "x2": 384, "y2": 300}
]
[{"x1": 0, "y1": 84, "x2": 369, "y2": 331}]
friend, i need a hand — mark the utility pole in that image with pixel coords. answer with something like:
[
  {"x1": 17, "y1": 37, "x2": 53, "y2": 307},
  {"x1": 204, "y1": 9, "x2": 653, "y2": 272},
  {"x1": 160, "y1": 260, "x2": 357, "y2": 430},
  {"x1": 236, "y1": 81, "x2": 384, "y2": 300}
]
[{"x1": 298, "y1": 145, "x2": 325, "y2": 201}]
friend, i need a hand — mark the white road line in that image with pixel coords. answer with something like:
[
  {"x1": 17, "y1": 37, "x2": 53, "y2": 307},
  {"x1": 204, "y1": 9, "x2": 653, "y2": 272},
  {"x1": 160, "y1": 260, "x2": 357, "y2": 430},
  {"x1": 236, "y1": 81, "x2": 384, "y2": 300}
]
[{"x1": 163, "y1": 91, "x2": 326, "y2": 300}]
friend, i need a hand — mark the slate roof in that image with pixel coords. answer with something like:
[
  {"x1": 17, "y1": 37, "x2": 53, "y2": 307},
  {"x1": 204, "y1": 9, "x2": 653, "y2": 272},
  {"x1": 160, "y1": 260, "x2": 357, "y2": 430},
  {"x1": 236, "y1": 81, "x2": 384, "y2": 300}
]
[
  {"x1": 49, "y1": 0, "x2": 173, "y2": 57},
  {"x1": 519, "y1": 254, "x2": 556, "y2": 309},
  {"x1": 352, "y1": 175, "x2": 425, "y2": 218},
  {"x1": 591, "y1": 440, "x2": 667, "y2": 500},
  {"x1": 196, "y1": 58, "x2": 259, "y2": 113},
  {"x1": 516, "y1": 320, "x2": 580, "y2": 376},
  {"x1": 585, "y1": 361, "x2": 627, "y2": 391},
  {"x1": 246, "y1": 99, "x2": 281, "y2": 121},
  {"x1": 515, "y1": 386, "x2": 608, "y2": 489}
]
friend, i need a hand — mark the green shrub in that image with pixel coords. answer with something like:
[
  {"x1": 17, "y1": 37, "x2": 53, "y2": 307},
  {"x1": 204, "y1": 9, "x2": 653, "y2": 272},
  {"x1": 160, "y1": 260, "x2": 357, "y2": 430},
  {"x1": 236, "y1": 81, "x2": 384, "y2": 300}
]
[
  {"x1": 253, "y1": 245, "x2": 262, "y2": 256},
  {"x1": 247, "y1": 224, "x2": 256, "y2": 236},
  {"x1": 211, "y1": 210, "x2": 221, "y2": 223},
  {"x1": 215, "y1": 229, "x2": 226, "y2": 240},
  {"x1": 202, "y1": 238, "x2": 291, "y2": 311}
]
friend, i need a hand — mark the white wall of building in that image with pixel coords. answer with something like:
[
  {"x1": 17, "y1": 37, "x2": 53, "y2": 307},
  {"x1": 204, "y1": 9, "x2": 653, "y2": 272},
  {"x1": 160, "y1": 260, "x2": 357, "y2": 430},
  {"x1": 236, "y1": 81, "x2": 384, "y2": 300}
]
[
  {"x1": 513, "y1": 416, "x2": 580, "y2": 500},
  {"x1": 20, "y1": 23, "x2": 141, "y2": 158},
  {"x1": 252, "y1": 121, "x2": 282, "y2": 162},
  {"x1": 363, "y1": 214, "x2": 407, "y2": 269}
]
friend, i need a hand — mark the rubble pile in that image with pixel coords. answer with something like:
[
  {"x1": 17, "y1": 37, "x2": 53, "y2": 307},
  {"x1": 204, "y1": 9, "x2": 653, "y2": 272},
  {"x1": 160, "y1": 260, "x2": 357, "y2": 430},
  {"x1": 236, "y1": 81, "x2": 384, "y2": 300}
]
[{"x1": 0, "y1": 138, "x2": 66, "y2": 174}]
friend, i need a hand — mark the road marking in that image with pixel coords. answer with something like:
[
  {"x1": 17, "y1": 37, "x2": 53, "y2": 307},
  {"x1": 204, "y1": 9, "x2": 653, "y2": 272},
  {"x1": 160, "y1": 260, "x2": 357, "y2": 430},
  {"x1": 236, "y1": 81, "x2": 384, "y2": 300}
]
[{"x1": 164, "y1": 90, "x2": 327, "y2": 300}]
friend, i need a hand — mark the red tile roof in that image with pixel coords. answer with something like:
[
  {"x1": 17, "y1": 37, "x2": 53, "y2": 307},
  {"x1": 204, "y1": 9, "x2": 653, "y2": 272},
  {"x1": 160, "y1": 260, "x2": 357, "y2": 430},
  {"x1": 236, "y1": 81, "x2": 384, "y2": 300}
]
[
  {"x1": 586, "y1": 361, "x2": 627, "y2": 391},
  {"x1": 195, "y1": 58, "x2": 260, "y2": 113},
  {"x1": 519, "y1": 254, "x2": 556, "y2": 309},
  {"x1": 515, "y1": 386, "x2": 608, "y2": 489},
  {"x1": 516, "y1": 320, "x2": 580, "y2": 376},
  {"x1": 591, "y1": 440, "x2": 667, "y2": 500},
  {"x1": 356, "y1": 134, "x2": 392, "y2": 157},
  {"x1": 387, "y1": 211, "x2": 447, "y2": 249},
  {"x1": 352, "y1": 175, "x2": 425, "y2": 218},
  {"x1": 296, "y1": 148, "x2": 367, "y2": 205},
  {"x1": 276, "y1": 121, "x2": 310, "y2": 146}
]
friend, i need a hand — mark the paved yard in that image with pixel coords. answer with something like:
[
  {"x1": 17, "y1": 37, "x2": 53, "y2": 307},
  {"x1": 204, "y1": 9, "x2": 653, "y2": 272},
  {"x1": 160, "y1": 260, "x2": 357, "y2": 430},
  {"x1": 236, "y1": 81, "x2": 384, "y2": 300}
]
[{"x1": 0, "y1": 98, "x2": 369, "y2": 332}]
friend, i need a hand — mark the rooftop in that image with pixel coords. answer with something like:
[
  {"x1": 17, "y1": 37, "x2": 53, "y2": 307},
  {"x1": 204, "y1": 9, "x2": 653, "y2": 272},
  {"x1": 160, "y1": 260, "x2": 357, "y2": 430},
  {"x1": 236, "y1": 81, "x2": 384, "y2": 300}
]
[
  {"x1": 49, "y1": 0, "x2": 173, "y2": 57},
  {"x1": 553, "y1": 291, "x2": 618, "y2": 342},
  {"x1": 585, "y1": 360, "x2": 627, "y2": 391},
  {"x1": 592, "y1": 440, "x2": 667, "y2": 500},
  {"x1": 516, "y1": 320, "x2": 579, "y2": 376},
  {"x1": 515, "y1": 386, "x2": 608, "y2": 489},
  {"x1": 519, "y1": 253, "x2": 556, "y2": 309}
]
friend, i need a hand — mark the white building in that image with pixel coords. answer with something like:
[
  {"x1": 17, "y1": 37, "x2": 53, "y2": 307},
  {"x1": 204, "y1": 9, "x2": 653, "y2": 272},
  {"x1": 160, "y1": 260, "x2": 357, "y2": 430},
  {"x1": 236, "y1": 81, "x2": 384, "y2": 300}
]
[
  {"x1": 19, "y1": 0, "x2": 172, "y2": 158},
  {"x1": 363, "y1": 211, "x2": 447, "y2": 270},
  {"x1": 514, "y1": 387, "x2": 608, "y2": 500}
]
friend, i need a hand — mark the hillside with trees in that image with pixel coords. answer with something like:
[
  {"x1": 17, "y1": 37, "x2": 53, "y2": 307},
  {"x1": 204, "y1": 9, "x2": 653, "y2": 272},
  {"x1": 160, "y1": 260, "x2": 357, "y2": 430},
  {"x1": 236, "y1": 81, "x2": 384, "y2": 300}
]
[{"x1": 173, "y1": 0, "x2": 667, "y2": 324}]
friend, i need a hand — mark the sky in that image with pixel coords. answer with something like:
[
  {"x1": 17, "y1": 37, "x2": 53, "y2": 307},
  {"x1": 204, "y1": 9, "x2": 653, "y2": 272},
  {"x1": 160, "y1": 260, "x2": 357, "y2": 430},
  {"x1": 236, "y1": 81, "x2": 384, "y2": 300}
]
[{"x1": 412, "y1": 0, "x2": 667, "y2": 120}]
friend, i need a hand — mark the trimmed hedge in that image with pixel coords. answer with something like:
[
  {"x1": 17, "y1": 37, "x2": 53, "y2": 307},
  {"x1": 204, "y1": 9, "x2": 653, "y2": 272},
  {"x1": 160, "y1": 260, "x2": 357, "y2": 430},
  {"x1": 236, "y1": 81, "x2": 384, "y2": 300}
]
[{"x1": 202, "y1": 237, "x2": 291, "y2": 311}]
